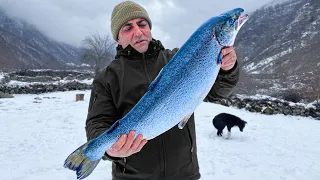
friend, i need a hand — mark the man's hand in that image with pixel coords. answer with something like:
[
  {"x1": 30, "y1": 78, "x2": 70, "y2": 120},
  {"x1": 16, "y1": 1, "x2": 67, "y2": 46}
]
[
  {"x1": 106, "y1": 130, "x2": 148, "y2": 158},
  {"x1": 220, "y1": 46, "x2": 237, "y2": 71}
]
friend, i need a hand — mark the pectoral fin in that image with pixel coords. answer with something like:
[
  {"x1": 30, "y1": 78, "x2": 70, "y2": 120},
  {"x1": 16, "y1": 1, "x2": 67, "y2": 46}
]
[
  {"x1": 148, "y1": 67, "x2": 163, "y2": 91},
  {"x1": 178, "y1": 114, "x2": 192, "y2": 129},
  {"x1": 218, "y1": 51, "x2": 223, "y2": 64}
]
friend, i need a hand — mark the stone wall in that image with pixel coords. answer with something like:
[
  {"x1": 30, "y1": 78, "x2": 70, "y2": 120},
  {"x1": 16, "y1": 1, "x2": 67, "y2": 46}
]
[
  {"x1": 0, "y1": 81, "x2": 91, "y2": 94},
  {"x1": 1, "y1": 70, "x2": 320, "y2": 120},
  {"x1": 0, "y1": 69, "x2": 93, "y2": 95},
  {"x1": 212, "y1": 95, "x2": 320, "y2": 120}
]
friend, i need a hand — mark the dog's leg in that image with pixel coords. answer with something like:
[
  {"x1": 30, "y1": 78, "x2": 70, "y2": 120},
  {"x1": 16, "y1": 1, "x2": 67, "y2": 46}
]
[
  {"x1": 226, "y1": 126, "x2": 232, "y2": 139},
  {"x1": 227, "y1": 131, "x2": 231, "y2": 139}
]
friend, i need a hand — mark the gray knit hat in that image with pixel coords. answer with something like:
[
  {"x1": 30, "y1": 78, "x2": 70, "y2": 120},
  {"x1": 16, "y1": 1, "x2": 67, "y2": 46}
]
[{"x1": 111, "y1": 1, "x2": 152, "y2": 41}]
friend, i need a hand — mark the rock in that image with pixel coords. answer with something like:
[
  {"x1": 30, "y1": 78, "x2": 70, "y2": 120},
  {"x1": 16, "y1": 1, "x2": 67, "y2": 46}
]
[
  {"x1": 34, "y1": 97, "x2": 42, "y2": 100},
  {"x1": 0, "y1": 75, "x2": 10, "y2": 84},
  {"x1": 253, "y1": 105, "x2": 262, "y2": 112},
  {"x1": 63, "y1": 76, "x2": 74, "y2": 81},
  {"x1": 10, "y1": 75, "x2": 18, "y2": 81},
  {"x1": 262, "y1": 107, "x2": 274, "y2": 115},
  {"x1": 235, "y1": 101, "x2": 247, "y2": 109},
  {"x1": 0, "y1": 91, "x2": 14, "y2": 98}
]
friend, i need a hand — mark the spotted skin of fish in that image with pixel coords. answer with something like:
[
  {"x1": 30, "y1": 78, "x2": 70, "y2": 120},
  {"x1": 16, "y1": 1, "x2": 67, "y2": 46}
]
[{"x1": 64, "y1": 7, "x2": 249, "y2": 179}]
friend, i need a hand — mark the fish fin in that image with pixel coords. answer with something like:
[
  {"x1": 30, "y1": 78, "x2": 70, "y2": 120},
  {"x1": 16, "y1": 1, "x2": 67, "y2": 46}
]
[
  {"x1": 64, "y1": 141, "x2": 101, "y2": 179},
  {"x1": 148, "y1": 67, "x2": 163, "y2": 91},
  {"x1": 218, "y1": 51, "x2": 223, "y2": 64},
  {"x1": 178, "y1": 114, "x2": 192, "y2": 129}
]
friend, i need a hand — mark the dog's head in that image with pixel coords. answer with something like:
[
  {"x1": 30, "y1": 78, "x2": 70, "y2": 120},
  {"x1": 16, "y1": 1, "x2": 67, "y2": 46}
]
[{"x1": 238, "y1": 120, "x2": 247, "y2": 132}]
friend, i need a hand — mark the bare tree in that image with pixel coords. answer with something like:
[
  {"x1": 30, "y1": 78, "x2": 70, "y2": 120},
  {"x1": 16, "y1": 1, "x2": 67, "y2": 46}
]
[{"x1": 81, "y1": 33, "x2": 116, "y2": 73}]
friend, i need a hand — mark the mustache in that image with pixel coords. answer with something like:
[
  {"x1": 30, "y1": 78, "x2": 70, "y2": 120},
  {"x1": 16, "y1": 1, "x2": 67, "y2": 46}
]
[{"x1": 134, "y1": 37, "x2": 148, "y2": 43}]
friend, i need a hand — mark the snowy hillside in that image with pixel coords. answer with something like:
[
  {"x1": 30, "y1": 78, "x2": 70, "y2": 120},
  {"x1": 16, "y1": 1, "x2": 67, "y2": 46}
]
[
  {"x1": 1, "y1": 90, "x2": 319, "y2": 180},
  {"x1": 0, "y1": 8, "x2": 82, "y2": 70},
  {"x1": 237, "y1": 0, "x2": 320, "y2": 75},
  {"x1": 234, "y1": 0, "x2": 320, "y2": 99}
]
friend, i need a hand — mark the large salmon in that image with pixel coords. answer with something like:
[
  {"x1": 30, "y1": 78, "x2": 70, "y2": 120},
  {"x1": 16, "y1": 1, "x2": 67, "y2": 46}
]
[{"x1": 64, "y1": 8, "x2": 248, "y2": 179}]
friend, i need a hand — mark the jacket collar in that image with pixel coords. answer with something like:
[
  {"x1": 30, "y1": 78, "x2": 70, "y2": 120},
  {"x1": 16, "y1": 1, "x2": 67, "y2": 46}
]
[{"x1": 115, "y1": 39, "x2": 165, "y2": 59}]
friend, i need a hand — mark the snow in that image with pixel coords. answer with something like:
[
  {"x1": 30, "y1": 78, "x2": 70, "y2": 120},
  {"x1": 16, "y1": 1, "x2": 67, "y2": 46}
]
[
  {"x1": 1, "y1": 90, "x2": 320, "y2": 180},
  {"x1": 65, "y1": 63, "x2": 76, "y2": 66},
  {"x1": 311, "y1": 21, "x2": 318, "y2": 26},
  {"x1": 301, "y1": 31, "x2": 319, "y2": 39},
  {"x1": 81, "y1": 63, "x2": 91, "y2": 67},
  {"x1": 6, "y1": 79, "x2": 93, "y2": 87},
  {"x1": 246, "y1": 48, "x2": 293, "y2": 73},
  {"x1": 302, "y1": 31, "x2": 313, "y2": 38},
  {"x1": 22, "y1": 69, "x2": 94, "y2": 73},
  {"x1": 0, "y1": 72, "x2": 5, "y2": 81},
  {"x1": 262, "y1": 0, "x2": 292, "y2": 9},
  {"x1": 243, "y1": 62, "x2": 255, "y2": 72}
]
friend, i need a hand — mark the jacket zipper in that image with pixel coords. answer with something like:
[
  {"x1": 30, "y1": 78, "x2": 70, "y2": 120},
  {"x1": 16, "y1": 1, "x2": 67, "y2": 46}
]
[
  {"x1": 123, "y1": 157, "x2": 127, "y2": 173},
  {"x1": 186, "y1": 123, "x2": 194, "y2": 161},
  {"x1": 144, "y1": 52, "x2": 167, "y2": 178},
  {"x1": 143, "y1": 53, "x2": 152, "y2": 83}
]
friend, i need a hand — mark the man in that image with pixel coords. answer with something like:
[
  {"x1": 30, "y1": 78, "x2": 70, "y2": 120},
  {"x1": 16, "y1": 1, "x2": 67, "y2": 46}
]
[{"x1": 85, "y1": 1, "x2": 239, "y2": 180}]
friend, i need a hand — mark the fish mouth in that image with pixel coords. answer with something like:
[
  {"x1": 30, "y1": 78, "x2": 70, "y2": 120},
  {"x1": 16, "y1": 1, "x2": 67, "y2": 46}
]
[{"x1": 237, "y1": 12, "x2": 249, "y2": 31}]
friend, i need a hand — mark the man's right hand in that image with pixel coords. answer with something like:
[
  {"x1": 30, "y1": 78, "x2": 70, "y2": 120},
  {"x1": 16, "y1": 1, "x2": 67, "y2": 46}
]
[{"x1": 106, "y1": 130, "x2": 148, "y2": 158}]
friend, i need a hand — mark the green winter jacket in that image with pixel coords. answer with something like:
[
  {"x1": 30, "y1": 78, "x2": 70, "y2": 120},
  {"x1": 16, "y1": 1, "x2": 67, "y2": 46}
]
[{"x1": 85, "y1": 39, "x2": 239, "y2": 180}]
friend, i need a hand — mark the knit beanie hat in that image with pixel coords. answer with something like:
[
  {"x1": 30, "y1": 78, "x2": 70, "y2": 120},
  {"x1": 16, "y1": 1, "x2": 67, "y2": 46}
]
[{"x1": 111, "y1": 1, "x2": 152, "y2": 41}]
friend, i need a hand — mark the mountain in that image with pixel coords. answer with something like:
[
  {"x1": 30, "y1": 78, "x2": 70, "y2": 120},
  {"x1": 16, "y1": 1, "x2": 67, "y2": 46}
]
[
  {"x1": 234, "y1": 0, "x2": 320, "y2": 101},
  {"x1": 0, "y1": 8, "x2": 83, "y2": 70}
]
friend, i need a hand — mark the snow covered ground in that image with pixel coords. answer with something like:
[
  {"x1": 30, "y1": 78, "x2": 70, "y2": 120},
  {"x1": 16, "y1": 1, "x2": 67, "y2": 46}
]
[
  {"x1": 1, "y1": 90, "x2": 319, "y2": 180},
  {"x1": 6, "y1": 79, "x2": 93, "y2": 87}
]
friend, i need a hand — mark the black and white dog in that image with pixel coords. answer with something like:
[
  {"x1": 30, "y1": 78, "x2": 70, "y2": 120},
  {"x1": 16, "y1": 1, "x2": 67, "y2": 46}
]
[{"x1": 212, "y1": 113, "x2": 247, "y2": 139}]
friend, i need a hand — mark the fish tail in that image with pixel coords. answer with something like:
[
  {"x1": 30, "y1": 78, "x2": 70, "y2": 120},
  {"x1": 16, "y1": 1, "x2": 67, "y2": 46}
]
[{"x1": 64, "y1": 142, "x2": 101, "y2": 179}]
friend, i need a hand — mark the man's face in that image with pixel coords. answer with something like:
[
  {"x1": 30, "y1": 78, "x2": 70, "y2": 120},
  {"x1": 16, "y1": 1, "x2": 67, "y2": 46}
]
[{"x1": 117, "y1": 18, "x2": 152, "y2": 53}]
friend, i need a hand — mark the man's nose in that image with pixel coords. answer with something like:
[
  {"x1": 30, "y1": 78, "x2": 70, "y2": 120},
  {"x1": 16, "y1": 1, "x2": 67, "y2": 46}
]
[{"x1": 133, "y1": 27, "x2": 143, "y2": 37}]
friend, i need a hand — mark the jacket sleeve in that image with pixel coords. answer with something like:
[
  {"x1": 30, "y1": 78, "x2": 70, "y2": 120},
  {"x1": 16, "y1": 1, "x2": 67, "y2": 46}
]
[
  {"x1": 85, "y1": 68, "x2": 122, "y2": 161},
  {"x1": 204, "y1": 61, "x2": 240, "y2": 102}
]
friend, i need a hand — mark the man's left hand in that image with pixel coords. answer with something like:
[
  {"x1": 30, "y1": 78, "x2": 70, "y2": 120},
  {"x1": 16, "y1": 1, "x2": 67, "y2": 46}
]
[{"x1": 220, "y1": 46, "x2": 237, "y2": 71}]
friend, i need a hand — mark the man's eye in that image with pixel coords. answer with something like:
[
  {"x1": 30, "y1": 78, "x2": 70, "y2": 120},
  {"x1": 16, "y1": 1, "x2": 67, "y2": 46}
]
[{"x1": 124, "y1": 27, "x2": 131, "y2": 32}]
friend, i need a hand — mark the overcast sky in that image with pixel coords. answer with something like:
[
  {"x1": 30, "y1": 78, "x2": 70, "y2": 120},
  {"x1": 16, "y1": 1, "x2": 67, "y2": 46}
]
[{"x1": 0, "y1": 0, "x2": 288, "y2": 49}]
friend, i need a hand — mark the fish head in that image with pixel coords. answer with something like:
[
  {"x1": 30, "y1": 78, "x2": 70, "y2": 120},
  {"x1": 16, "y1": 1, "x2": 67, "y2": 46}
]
[{"x1": 213, "y1": 8, "x2": 249, "y2": 46}]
